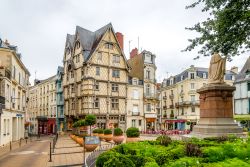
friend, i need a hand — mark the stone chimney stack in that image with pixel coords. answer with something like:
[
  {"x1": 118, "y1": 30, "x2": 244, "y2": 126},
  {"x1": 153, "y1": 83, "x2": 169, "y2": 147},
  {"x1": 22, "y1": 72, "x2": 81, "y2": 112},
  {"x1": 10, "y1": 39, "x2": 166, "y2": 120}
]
[
  {"x1": 130, "y1": 48, "x2": 138, "y2": 58},
  {"x1": 115, "y1": 32, "x2": 124, "y2": 51}
]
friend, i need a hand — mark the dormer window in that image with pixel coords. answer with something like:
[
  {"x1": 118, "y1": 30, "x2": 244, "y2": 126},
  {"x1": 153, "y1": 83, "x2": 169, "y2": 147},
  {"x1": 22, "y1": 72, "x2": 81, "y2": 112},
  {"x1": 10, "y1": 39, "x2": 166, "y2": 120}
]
[
  {"x1": 202, "y1": 73, "x2": 207, "y2": 79},
  {"x1": 75, "y1": 41, "x2": 80, "y2": 49},
  {"x1": 190, "y1": 73, "x2": 195, "y2": 79},
  {"x1": 181, "y1": 76, "x2": 184, "y2": 81},
  {"x1": 170, "y1": 78, "x2": 174, "y2": 85}
]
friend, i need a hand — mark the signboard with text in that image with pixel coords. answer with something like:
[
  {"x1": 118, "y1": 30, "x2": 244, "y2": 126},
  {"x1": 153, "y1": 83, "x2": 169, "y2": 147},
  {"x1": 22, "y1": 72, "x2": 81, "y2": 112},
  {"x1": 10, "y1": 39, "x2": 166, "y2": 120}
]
[{"x1": 84, "y1": 136, "x2": 100, "y2": 145}]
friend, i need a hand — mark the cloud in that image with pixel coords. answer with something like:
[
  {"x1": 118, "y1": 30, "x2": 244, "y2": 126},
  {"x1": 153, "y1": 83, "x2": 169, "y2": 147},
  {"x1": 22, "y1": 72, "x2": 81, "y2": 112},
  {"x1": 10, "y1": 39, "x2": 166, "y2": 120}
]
[{"x1": 0, "y1": 0, "x2": 248, "y2": 84}]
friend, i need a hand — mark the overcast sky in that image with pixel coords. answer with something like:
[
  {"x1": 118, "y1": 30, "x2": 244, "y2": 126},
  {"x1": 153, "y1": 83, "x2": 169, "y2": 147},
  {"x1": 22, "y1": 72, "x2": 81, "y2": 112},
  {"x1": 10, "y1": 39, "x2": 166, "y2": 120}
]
[{"x1": 0, "y1": 0, "x2": 249, "y2": 84}]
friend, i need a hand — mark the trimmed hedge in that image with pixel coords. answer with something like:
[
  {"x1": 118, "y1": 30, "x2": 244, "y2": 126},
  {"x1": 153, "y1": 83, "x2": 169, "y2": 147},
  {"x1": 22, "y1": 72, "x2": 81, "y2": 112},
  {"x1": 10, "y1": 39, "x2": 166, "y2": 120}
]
[
  {"x1": 104, "y1": 129, "x2": 112, "y2": 135},
  {"x1": 114, "y1": 128, "x2": 123, "y2": 136},
  {"x1": 126, "y1": 127, "x2": 140, "y2": 137}
]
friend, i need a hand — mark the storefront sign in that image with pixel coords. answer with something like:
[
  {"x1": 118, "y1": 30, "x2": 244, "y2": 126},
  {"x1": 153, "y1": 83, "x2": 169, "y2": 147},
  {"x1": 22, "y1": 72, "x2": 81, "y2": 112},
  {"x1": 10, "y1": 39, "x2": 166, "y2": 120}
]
[
  {"x1": 16, "y1": 114, "x2": 23, "y2": 117},
  {"x1": 85, "y1": 136, "x2": 100, "y2": 145}
]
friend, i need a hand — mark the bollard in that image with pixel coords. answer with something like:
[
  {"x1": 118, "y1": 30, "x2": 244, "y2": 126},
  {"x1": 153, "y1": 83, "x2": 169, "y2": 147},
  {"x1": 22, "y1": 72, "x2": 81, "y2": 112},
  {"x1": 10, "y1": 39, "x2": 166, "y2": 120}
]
[
  {"x1": 49, "y1": 142, "x2": 52, "y2": 162},
  {"x1": 26, "y1": 138, "x2": 27, "y2": 144},
  {"x1": 10, "y1": 141, "x2": 12, "y2": 150}
]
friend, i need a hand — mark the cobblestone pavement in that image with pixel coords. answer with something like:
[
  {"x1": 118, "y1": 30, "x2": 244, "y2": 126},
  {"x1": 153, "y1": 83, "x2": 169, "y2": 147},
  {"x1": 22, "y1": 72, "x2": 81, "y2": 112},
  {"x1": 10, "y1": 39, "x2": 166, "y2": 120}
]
[{"x1": 0, "y1": 136, "x2": 51, "y2": 167}]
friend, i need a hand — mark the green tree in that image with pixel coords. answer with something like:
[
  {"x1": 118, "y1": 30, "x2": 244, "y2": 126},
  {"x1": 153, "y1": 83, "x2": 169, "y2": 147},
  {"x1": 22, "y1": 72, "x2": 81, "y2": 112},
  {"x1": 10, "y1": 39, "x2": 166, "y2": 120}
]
[
  {"x1": 85, "y1": 114, "x2": 96, "y2": 135},
  {"x1": 184, "y1": 0, "x2": 250, "y2": 60}
]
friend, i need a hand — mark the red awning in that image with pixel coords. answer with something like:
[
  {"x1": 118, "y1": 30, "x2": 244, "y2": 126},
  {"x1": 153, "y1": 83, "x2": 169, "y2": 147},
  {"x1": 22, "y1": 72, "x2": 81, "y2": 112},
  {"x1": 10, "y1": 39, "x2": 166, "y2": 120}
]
[{"x1": 165, "y1": 119, "x2": 186, "y2": 123}]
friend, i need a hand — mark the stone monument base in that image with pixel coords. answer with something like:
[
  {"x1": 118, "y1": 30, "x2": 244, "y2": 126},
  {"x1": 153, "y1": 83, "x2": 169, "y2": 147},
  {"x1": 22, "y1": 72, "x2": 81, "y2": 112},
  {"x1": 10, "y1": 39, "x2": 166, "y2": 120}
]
[{"x1": 189, "y1": 84, "x2": 243, "y2": 139}]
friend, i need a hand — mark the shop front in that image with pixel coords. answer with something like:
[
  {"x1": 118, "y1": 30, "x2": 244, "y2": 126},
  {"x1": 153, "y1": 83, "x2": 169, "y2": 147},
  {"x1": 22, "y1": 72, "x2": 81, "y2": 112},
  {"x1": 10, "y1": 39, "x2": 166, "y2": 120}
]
[{"x1": 165, "y1": 119, "x2": 186, "y2": 130}]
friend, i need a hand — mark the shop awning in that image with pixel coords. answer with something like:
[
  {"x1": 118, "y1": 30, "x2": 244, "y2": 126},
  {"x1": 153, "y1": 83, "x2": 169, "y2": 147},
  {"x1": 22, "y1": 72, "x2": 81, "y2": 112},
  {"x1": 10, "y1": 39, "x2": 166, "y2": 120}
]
[
  {"x1": 146, "y1": 118, "x2": 156, "y2": 122},
  {"x1": 165, "y1": 119, "x2": 186, "y2": 123}
]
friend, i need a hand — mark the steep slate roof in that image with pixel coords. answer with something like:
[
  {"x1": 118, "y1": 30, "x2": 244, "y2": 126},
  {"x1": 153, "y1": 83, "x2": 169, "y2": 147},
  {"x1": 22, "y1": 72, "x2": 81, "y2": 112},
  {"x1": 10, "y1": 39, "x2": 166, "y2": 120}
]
[
  {"x1": 75, "y1": 23, "x2": 113, "y2": 61},
  {"x1": 66, "y1": 34, "x2": 75, "y2": 48},
  {"x1": 127, "y1": 54, "x2": 144, "y2": 80},
  {"x1": 235, "y1": 56, "x2": 250, "y2": 83}
]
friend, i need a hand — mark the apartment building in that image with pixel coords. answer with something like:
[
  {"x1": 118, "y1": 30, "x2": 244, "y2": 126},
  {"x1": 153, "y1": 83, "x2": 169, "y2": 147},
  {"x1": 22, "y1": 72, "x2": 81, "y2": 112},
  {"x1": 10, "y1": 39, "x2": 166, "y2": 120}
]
[
  {"x1": 0, "y1": 39, "x2": 30, "y2": 146},
  {"x1": 234, "y1": 57, "x2": 250, "y2": 129},
  {"x1": 28, "y1": 75, "x2": 57, "y2": 134},
  {"x1": 63, "y1": 23, "x2": 129, "y2": 130},
  {"x1": 128, "y1": 48, "x2": 158, "y2": 131},
  {"x1": 160, "y1": 65, "x2": 237, "y2": 130},
  {"x1": 56, "y1": 66, "x2": 64, "y2": 132}
]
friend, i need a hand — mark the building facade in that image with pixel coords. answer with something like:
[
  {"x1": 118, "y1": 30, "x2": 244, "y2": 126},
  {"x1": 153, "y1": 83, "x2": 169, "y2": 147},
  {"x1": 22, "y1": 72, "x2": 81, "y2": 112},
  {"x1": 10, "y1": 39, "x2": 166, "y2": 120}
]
[
  {"x1": 0, "y1": 39, "x2": 30, "y2": 146},
  {"x1": 234, "y1": 57, "x2": 250, "y2": 128},
  {"x1": 160, "y1": 65, "x2": 236, "y2": 130},
  {"x1": 63, "y1": 23, "x2": 129, "y2": 131},
  {"x1": 128, "y1": 49, "x2": 158, "y2": 131},
  {"x1": 28, "y1": 75, "x2": 57, "y2": 135},
  {"x1": 126, "y1": 77, "x2": 144, "y2": 131},
  {"x1": 56, "y1": 66, "x2": 64, "y2": 132}
]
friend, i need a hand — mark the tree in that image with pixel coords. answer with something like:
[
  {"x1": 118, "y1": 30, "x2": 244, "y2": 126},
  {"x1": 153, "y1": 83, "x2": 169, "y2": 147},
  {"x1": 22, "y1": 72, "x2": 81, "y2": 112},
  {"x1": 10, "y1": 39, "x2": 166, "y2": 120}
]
[
  {"x1": 184, "y1": 0, "x2": 250, "y2": 60},
  {"x1": 85, "y1": 114, "x2": 96, "y2": 135}
]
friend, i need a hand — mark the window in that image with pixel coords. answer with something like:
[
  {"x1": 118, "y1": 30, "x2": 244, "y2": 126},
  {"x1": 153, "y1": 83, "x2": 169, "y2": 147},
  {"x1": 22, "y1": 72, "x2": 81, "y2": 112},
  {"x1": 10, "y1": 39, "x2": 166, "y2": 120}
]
[
  {"x1": 66, "y1": 73, "x2": 69, "y2": 81},
  {"x1": 181, "y1": 108, "x2": 184, "y2": 115},
  {"x1": 191, "y1": 106, "x2": 195, "y2": 113},
  {"x1": 111, "y1": 98, "x2": 119, "y2": 109},
  {"x1": 190, "y1": 83, "x2": 195, "y2": 90},
  {"x1": 132, "y1": 105, "x2": 139, "y2": 114},
  {"x1": 71, "y1": 101, "x2": 75, "y2": 110},
  {"x1": 81, "y1": 68, "x2": 84, "y2": 77},
  {"x1": 191, "y1": 95, "x2": 195, "y2": 102},
  {"x1": 190, "y1": 73, "x2": 195, "y2": 79},
  {"x1": 71, "y1": 85, "x2": 75, "y2": 93},
  {"x1": 133, "y1": 90, "x2": 139, "y2": 99},
  {"x1": 6, "y1": 84, "x2": 10, "y2": 101},
  {"x1": 59, "y1": 94, "x2": 63, "y2": 101},
  {"x1": 94, "y1": 82, "x2": 99, "y2": 90},
  {"x1": 94, "y1": 97, "x2": 99, "y2": 108},
  {"x1": 132, "y1": 120, "x2": 136, "y2": 127},
  {"x1": 146, "y1": 103, "x2": 151, "y2": 112},
  {"x1": 18, "y1": 73, "x2": 21, "y2": 84},
  {"x1": 66, "y1": 48, "x2": 70, "y2": 55},
  {"x1": 170, "y1": 79, "x2": 173, "y2": 85},
  {"x1": 203, "y1": 73, "x2": 207, "y2": 79},
  {"x1": 146, "y1": 84, "x2": 150, "y2": 95},
  {"x1": 248, "y1": 82, "x2": 250, "y2": 91},
  {"x1": 75, "y1": 54, "x2": 80, "y2": 63},
  {"x1": 13, "y1": 66, "x2": 16, "y2": 79},
  {"x1": 146, "y1": 70, "x2": 150, "y2": 79},
  {"x1": 139, "y1": 120, "x2": 142, "y2": 126},
  {"x1": 112, "y1": 84, "x2": 118, "y2": 92},
  {"x1": 58, "y1": 82, "x2": 61, "y2": 89},
  {"x1": 97, "y1": 52, "x2": 102, "y2": 60},
  {"x1": 133, "y1": 78, "x2": 138, "y2": 85},
  {"x1": 71, "y1": 71, "x2": 74, "y2": 78},
  {"x1": 112, "y1": 70, "x2": 120, "y2": 78},
  {"x1": 105, "y1": 43, "x2": 113, "y2": 49},
  {"x1": 76, "y1": 41, "x2": 80, "y2": 49},
  {"x1": 181, "y1": 75, "x2": 184, "y2": 81},
  {"x1": 96, "y1": 67, "x2": 100, "y2": 76},
  {"x1": 112, "y1": 55, "x2": 120, "y2": 63}
]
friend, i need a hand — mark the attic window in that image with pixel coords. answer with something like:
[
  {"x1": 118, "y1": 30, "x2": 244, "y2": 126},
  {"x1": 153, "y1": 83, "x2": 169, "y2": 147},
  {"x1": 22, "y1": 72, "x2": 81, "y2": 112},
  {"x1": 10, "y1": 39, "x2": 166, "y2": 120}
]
[
  {"x1": 105, "y1": 43, "x2": 113, "y2": 49},
  {"x1": 75, "y1": 41, "x2": 80, "y2": 49}
]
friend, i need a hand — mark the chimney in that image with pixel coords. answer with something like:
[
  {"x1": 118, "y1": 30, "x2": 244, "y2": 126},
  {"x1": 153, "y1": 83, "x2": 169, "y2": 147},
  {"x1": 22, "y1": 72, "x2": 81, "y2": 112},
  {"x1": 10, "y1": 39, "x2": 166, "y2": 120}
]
[
  {"x1": 130, "y1": 48, "x2": 138, "y2": 58},
  {"x1": 231, "y1": 66, "x2": 238, "y2": 74},
  {"x1": 115, "y1": 32, "x2": 124, "y2": 51}
]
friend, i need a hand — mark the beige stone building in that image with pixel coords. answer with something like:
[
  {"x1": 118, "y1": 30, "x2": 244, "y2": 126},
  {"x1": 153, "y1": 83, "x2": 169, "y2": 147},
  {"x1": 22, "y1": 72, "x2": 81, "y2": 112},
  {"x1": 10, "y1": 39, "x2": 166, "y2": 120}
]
[
  {"x1": 63, "y1": 23, "x2": 129, "y2": 130},
  {"x1": 128, "y1": 49, "x2": 158, "y2": 131},
  {"x1": 28, "y1": 76, "x2": 57, "y2": 135},
  {"x1": 0, "y1": 39, "x2": 30, "y2": 146},
  {"x1": 126, "y1": 77, "x2": 144, "y2": 131},
  {"x1": 160, "y1": 65, "x2": 237, "y2": 130}
]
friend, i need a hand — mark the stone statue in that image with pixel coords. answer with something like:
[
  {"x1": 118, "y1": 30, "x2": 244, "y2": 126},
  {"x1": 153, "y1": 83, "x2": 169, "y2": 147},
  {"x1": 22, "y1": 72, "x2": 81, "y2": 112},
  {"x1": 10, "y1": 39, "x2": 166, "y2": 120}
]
[{"x1": 208, "y1": 53, "x2": 226, "y2": 84}]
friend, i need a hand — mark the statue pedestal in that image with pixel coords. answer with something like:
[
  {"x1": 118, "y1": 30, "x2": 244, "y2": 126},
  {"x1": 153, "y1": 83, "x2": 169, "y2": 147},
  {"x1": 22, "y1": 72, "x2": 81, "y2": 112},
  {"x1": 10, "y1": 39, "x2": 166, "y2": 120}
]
[{"x1": 190, "y1": 84, "x2": 243, "y2": 138}]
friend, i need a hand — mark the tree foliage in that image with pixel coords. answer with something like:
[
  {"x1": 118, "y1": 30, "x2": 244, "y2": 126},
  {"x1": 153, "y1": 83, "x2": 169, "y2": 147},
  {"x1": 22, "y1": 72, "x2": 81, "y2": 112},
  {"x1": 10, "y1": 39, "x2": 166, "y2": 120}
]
[{"x1": 184, "y1": 0, "x2": 250, "y2": 60}]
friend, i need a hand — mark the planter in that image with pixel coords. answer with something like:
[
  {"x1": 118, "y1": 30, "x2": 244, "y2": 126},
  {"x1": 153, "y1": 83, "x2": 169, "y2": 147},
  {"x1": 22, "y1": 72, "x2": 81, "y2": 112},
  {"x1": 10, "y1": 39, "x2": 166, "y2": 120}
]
[
  {"x1": 98, "y1": 134, "x2": 104, "y2": 140},
  {"x1": 126, "y1": 137, "x2": 140, "y2": 143},
  {"x1": 76, "y1": 137, "x2": 84, "y2": 146},
  {"x1": 84, "y1": 144, "x2": 98, "y2": 152},
  {"x1": 93, "y1": 133, "x2": 98, "y2": 136},
  {"x1": 104, "y1": 134, "x2": 113, "y2": 142},
  {"x1": 113, "y1": 135, "x2": 124, "y2": 144}
]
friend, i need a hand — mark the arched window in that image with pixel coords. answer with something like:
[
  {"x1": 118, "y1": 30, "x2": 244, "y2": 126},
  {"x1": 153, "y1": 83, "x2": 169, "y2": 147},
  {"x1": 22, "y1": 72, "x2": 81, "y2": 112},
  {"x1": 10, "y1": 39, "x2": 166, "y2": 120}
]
[{"x1": 75, "y1": 41, "x2": 80, "y2": 49}]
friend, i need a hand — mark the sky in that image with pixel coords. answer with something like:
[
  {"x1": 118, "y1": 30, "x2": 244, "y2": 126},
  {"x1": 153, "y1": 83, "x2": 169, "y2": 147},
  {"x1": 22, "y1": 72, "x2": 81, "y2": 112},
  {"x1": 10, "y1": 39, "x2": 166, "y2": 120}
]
[{"x1": 0, "y1": 0, "x2": 249, "y2": 85}]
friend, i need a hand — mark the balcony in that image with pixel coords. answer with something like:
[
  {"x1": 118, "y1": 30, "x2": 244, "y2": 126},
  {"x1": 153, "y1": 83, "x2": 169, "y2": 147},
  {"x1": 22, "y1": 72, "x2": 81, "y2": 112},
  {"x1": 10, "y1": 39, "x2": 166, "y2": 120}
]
[
  {"x1": 163, "y1": 96, "x2": 167, "y2": 99},
  {"x1": 169, "y1": 104, "x2": 174, "y2": 109},
  {"x1": 144, "y1": 93, "x2": 158, "y2": 100},
  {"x1": 169, "y1": 94, "x2": 174, "y2": 100},
  {"x1": 175, "y1": 100, "x2": 200, "y2": 108},
  {"x1": 132, "y1": 112, "x2": 140, "y2": 116},
  {"x1": 163, "y1": 106, "x2": 167, "y2": 110}
]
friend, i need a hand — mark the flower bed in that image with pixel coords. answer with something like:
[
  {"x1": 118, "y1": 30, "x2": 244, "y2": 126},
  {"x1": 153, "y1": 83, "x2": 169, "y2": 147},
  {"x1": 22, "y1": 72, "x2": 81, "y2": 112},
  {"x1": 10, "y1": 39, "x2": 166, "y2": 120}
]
[{"x1": 96, "y1": 135, "x2": 250, "y2": 167}]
